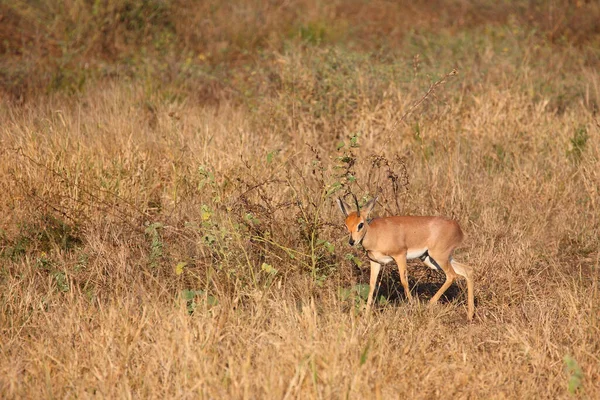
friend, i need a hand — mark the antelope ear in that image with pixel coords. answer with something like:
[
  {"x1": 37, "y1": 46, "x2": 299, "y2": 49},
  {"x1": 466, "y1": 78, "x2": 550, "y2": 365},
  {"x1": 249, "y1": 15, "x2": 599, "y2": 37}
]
[
  {"x1": 362, "y1": 196, "x2": 378, "y2": 217},
  {"x1": 336, "y1": 198, "x2": 349, "y2": 217}
]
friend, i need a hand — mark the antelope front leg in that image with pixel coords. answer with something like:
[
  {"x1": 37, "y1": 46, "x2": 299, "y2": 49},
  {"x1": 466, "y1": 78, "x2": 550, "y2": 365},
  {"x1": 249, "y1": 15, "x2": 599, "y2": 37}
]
[{"x1": 366, "y1": 261, "x2": 382, "y2": 312}]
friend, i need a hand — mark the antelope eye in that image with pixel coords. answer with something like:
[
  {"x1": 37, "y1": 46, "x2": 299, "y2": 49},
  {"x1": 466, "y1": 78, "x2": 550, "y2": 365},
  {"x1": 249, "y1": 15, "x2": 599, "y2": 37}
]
[{"x1": 357, "y1": 222, "x2": 364, "y2": 231}]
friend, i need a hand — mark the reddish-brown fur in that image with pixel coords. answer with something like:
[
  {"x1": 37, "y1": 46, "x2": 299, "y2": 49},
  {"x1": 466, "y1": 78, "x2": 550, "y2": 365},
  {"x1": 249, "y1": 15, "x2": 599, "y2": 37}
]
[{"x1": 338, "y1": 197, "x2": 475, "y2": 321}]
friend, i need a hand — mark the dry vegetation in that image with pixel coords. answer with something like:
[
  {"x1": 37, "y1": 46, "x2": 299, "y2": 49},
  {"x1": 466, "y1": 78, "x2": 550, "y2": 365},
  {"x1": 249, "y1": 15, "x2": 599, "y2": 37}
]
[{"x1": 1, "y1": 0, "x2": 600, "y2": 398}]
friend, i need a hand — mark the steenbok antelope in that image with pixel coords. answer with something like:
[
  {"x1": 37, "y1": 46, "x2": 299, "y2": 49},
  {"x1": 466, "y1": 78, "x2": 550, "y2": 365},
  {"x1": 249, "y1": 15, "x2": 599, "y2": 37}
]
[{"x1": 337, "y1": 195, "x2": 475, "y2": 321}]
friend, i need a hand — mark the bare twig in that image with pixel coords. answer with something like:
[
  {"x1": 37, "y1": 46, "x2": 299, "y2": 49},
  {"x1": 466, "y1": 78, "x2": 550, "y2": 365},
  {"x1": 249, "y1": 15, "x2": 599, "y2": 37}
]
[{"x1": 395, "y1": 68, "x2": 458, "y2": 129}]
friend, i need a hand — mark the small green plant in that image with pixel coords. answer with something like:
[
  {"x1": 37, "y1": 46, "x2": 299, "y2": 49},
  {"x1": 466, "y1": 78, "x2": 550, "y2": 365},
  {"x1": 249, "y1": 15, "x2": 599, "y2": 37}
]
[
  {"x1": 377, "y1": 294, "x2": 389, "y2": 306},
  {"x1": 316, "y1": 239, "x2": 335, "y2": 254},
  {"x1": 298, "y1": 22, "x2": 327, "y2": 45},
  {"x1": 200, "y1": 205, "x2": 213, "y2": 221},
  {"x1": 266, "y1": 149, "x2": 280, "y2": 164},
  {"x1": 48, "y1": 67, "x2": 87, "y2": 94},
  {"x1": 53, "y1": 271, "x2": 70, "y2": 293},
  {"x1": 74, "y1": 252, "x2": 89, "y2": 272},
  {"x1": 261, "y1": 262, "x2": 278, "y2": 275},
  {"x1": 174, "y1": 261, "x2": 187, "y2": 275},
  {"x1": 339, "y1": 283, "x2": 370, "y2": 312},
  {"x1": 567, "y1": 126, "x2": 588, "y2": 163},
  {"x1": 413, "y1": 122, "x2": 423, "y2": 143},
  {"x1": 260, "y1": 262, "x2": 279, "y2": 288},
  {"x1": 359, "y1": 341, "x2": 370, "y2": 366},
  {"x1": 564, "y1": 355, "x2": 584, "y2": 395},
  {"x1": 339, "y1": 281, "x2": 389, "y2": 311},
  {"x1": 0, "y1": 229, "x2": 28, "y2": 261},
  {"x1": 145, "y1": 222, "x2": 164, "y2": 268},
  {"x1": 344, "y1": 253, "x2": 363, "y2": 268},
  {"x1": 244, "y1": 213, "x2": 260, "y2": 225},
  {"x1": 484, "y1": 143, "x2": 509, "y2": 173},
  {"x1": 197, "y1": 165, "x2": 215, "y2": 190},
  {"x1": 35, "y1": 252, "x2": 53, "y2": 272},
  {"x1": 333, "y1": 133, "x2": 360, "y2": 185},
  {"x1": 181, "y1": 289, "x2": 218, "y2": 315},
  {"x1": 338, "y1": 284, "x2": 369, "y2": 301},
  {"x1": 35, "y1": 252, "x2": 70, "y2": 293}
]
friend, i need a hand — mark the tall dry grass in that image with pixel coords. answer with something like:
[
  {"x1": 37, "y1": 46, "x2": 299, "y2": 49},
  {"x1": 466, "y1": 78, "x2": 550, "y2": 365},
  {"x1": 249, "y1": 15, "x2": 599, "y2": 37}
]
[{"x1": 1, "y1": 1, "x2": 600, "y2": 398}]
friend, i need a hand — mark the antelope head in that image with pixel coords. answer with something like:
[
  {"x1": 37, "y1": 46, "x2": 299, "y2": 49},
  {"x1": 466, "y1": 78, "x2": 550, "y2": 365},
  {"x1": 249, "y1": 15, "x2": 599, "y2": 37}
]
[{"x1": 336, "y1": 194, "x2": 377, "y2": 246}]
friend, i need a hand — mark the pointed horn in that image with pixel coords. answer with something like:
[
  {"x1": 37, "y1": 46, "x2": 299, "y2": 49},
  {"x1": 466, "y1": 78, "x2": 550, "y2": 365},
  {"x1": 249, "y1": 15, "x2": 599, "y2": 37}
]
[
  {"x1": 336, "y1": 197, "x2": 348, "y2": 217},
  {"x1": 352, "y1": 193, "x2": 360, "y2": 217}
]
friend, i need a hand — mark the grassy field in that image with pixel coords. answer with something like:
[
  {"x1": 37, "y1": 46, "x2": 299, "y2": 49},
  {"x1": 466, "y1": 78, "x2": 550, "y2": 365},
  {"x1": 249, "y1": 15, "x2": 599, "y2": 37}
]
[{"x1": 1, "y1": 0, "x2": 600, "y2": 398}]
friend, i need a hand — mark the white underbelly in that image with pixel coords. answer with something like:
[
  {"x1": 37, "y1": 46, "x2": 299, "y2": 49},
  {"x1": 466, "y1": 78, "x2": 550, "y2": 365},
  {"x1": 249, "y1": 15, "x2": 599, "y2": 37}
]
[
  {"x1": 374, "y1": 255, "x2": 395, "y2": 264},
  {"x1": 367, "y1": 248, "x2": 428, "y2": 265},
  {"x1": 406, "y1": 248, "x2": 427, "y2": 260},
  {"x1": 367, "y1": 252, "x2": 395, "y2": 264}
]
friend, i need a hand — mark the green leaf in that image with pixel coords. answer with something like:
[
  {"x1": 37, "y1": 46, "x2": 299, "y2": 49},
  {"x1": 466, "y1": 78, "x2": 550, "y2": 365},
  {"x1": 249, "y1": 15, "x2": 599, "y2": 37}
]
[
  {"x1": 181, "y1": 289, "x2": 218, "y2": 311},
  {"x1": 359, "y1": 342, "x2": 370, "y2": 366},
  {"x1": 345, "y1": 253, "x2": 363, "y2": 267},
  {"x1": 245, "y1": 213, "x2": 260, "y2": 225},
  {"x1": 378, "y1": 295, "x2": 388, "y2": 306},
  {"x1": 203, "y1": 233, "x2": 216, "y2": 245},
  {"x1": 206, "y1": 295, "x2": 219, "y2": 306},
  {"x1": 200, "y1": 204, "x2": 212, "y2": 221},
  {"x1": 181, "y1": 289, "x2": 198, "y2": 301},
  {"x1": 261, "y1": 262, "x2": 278, "y2": 275},
  {"x1": 354, "y1": 284, "x2": 370, "y2": 301},
  {"x1": 564, "y1": 355, "x2": 583, "y2": 394},
  {"x1": 323, "y1": 241, "x2": 335, "y2": 253},
  {"x1": 145, "y1": 222, "x2": 163, "y2": 234},
  {"x1": 53, "y1": 271, "x2": 69, "y2": 293},
  {"x1": 338, "y1": 287, "x2": 352, "y2": 301},
  {"x1": 326, "y1": 181, "x2": 342, "y2": 196},
  {"x1": 175, "y1": 261, "x2": 187, "y2": 275}
]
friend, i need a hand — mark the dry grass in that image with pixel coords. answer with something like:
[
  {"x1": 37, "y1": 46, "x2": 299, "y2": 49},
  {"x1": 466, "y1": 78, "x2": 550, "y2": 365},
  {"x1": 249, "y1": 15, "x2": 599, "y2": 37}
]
[{"x1": 1, "y1": 1, "x2": 600, "y2": 398}]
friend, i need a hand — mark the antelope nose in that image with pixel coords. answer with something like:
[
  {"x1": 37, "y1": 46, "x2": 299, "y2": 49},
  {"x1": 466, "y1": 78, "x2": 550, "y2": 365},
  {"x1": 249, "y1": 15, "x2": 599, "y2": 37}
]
[{"x1": 349, "y1": 238, "x2": 355, "y2": 246}]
